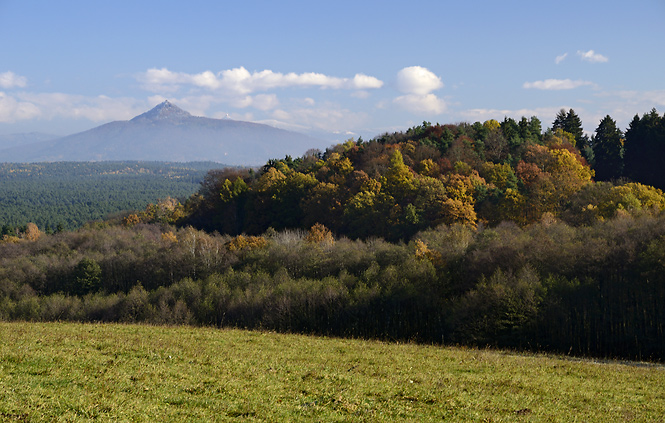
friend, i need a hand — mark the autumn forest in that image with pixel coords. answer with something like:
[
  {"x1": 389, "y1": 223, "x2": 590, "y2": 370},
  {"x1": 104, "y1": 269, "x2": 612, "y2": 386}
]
[{"x1": 2, "y1": 108, "x2": 665, "y2": 361}]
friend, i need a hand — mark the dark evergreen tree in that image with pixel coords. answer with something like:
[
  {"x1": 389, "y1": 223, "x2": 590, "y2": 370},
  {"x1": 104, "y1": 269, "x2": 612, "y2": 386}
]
[
  {"x1": 552, "y1": 109, "x2": 591, "y2": 159},
  {"x1": 552, "y1": 109, "x2": 568, "y2": 132},
  {"x1": 528, "y1": 116, "x2": 543, "y2": 143},
  {"x1": 500, "y1": 117, "x2": 523, "y2": 150},
  {"x1": 72, "y1": 258, "x2": 102, "y2": 296},
  {"x1": 592, "y1": 115, "x2": 624, "y2": 181},
  {"x1": 624, "y1": 109, "x2": 665, "y2": 188}
]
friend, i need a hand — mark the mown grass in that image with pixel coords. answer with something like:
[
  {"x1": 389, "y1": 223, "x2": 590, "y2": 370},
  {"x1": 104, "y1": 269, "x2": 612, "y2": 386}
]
[{"x1": 0, "y1": 322, "x2": 664, "y2": 422}]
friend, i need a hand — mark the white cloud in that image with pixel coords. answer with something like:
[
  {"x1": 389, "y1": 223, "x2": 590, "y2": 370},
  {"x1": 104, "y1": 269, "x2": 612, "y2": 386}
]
[
  {"x1": 0, "y1": 92, "x2": 41, "y2": 122},
  {"x1": 137, "y1": 67, "x2": 383, "y2": 94},
  {"x1": 1, "y1": 92, "x2": 146, "y2": 123},
  {"x1": 269, "y1": 103, "x2": 369, "y2": 133},
  {"x1": 393, "y1": 93, "x2": 446, "y2": 115},
  {"x1": 523, "y1": 79, "x2": 595, "y2": 90},
  {"x1": 577, "y1": 50, "x2": 608, "y2": 63},
  {"x1": 589, "y1": 89, "x2": 665, "y2": 130},
  {"x1": 0, "y1": 71, "x2": 27, "y2": 89},
  {"x1": 396, "y1": 66, "x2": 443, "y2": 95},
  {"x1": 230, "y1": 94, "x2": 280, "y2": 111},
  {"x1": 272, "y1": 109, "x2": 291, "y2": 121},
  {"x1": 351, "y1": 74, "x2": 384, "y2": 90},
  {"x1": 251, "y1": 94, "x2": 280, "y2": 111},
  {"x1": 137, "y1": 68, "x2": 221, "y2": 92},
  {"x1": 555, "y1": 53, "x2": 568, "y2": 64}
]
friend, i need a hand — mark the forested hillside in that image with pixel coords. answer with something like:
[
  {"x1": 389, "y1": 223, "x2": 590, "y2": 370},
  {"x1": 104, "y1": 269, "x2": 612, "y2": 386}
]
[
  {"x1": 2, "y1": 108, "x2": 665, "y2": 361},
  {"x1": 181, "y1": 109, "x2": 665, "y2": 241},
  {"x1": 0, "y1": 161, "x2": 218, "y2": 232}
]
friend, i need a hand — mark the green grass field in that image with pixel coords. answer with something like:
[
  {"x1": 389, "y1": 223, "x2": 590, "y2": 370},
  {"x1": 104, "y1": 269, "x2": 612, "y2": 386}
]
[{"x1": 0, "y1": 322, "x2": 663, "y2": 422}]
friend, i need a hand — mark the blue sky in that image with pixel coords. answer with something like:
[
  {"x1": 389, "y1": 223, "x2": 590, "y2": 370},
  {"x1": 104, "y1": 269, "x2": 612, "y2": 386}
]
[{"x1": 1, "y1": 0, "x2": 664, "y2": 144}]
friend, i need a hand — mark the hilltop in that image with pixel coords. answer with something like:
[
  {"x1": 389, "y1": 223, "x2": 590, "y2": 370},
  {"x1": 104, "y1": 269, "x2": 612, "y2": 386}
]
[{"x1": 0, "y1": 101, "x2": 324, "y2": 165}]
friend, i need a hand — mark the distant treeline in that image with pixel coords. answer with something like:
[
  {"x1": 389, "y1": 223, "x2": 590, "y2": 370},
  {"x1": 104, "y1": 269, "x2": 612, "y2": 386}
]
[
  {"x1": 1, "y1": 215, "x2": 664, "y2": 361},
  {"x1": 0, "y1": 161, "x2": 220, "y2": 231}
]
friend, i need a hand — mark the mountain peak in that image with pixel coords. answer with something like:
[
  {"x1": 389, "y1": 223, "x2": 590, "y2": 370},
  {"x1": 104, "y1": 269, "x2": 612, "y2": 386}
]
[{"x1": 131, "y1": 100, "x2": 192, "y2": 122}]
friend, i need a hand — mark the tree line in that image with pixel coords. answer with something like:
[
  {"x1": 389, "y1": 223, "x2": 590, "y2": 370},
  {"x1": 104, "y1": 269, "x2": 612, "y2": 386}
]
[{"x1": 1, "y1": 214, "x2": 665, "y2": 360}]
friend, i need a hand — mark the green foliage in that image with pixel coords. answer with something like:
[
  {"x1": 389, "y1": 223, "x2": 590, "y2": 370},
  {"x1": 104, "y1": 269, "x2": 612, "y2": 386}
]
[
  {"x1": 592, "y1": 115, "x2": 624, "y2": 181},
  {"x1": 624, "y1": 108, "x2": 665, "y2": 189},
  {"x1": 72, "y1": 258, "x2": 102, "y2": 296},
  {"x1": 552, "y1": 108, "x2": 590, "y2": 157},
  {"x1": 3, "y1": 213, "x2": 665, "y2": 360},
  {"x1": 179, "y1": 111, "x2": 611, "y2": 239},
  {"x1": 0, "y1": 161, "x2": 216, "y2": 231}
]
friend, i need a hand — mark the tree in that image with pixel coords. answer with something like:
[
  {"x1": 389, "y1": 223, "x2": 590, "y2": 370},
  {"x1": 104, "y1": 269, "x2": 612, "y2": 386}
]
[
  {"x1": 592, "y1": 115, "x2": 624, "y2": 181},
  {"x1": 72, "y1": 258, "x2": 102, "y2": 295},
  {"x1": 624, "y1": 109, "x2": 665, "y2": 189},
  {"x1": 500, "y1": 117, "x2": 522, "y2": 149},
  {"x1": 518, "y1": 116, "x2": 542, "y2": 143},
  {"x1": 24, "y1": 222, "x2": 41, "y2": 241},
  {"x1": 483, "y1": 129, "x2": 509, "y2": 163},
  {"x1": 552, "y1": 109, "x2": 591, "y2": 160}
]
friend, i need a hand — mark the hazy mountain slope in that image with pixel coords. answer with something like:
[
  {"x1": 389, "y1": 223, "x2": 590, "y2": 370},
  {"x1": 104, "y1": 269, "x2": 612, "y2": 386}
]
[
  {"x1": 0, "y1": 101, "x2": 325, "y2": 165},
  {"x1": 0, "y1": 132, "x2": 58, "y2": 150}
]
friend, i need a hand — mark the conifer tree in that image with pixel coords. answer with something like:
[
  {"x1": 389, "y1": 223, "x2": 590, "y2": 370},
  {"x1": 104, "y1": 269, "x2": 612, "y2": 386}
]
[
  {"x1": 592, "y1": 115, "x2": 624, "y2": 181},
  {"x1": 624, "y1": 109, "x2": 665, "y2": 188},
  {"x1": 552, "y1": 109, "x2": 591, "y2": 159}
]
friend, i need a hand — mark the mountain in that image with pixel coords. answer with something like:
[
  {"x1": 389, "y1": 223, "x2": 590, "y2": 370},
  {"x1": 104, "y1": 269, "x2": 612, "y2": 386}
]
[
  {"x1": 0, "y1": 132, "x2": 58, "y2": 150},
  {"x1": 0, "y1": 101, "x2": 325, "y2": 165}
]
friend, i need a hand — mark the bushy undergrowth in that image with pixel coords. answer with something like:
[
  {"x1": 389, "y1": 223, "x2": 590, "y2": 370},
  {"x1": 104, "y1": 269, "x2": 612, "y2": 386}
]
[{"x1": 2, "y1": 213, "x2": 665, "y2": 361}]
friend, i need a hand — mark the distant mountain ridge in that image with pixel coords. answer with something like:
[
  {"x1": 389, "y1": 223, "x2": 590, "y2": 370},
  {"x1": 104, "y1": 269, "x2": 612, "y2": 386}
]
[
  {"x1": 0, "y1": 132, "x2": 58, "y2": 150},
  {"x1": 0, "y1": 101, "x2": 325, "y2": 165}
]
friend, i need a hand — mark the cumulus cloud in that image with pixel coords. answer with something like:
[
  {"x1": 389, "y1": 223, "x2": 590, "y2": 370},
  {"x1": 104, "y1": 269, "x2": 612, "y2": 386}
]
[
  {"x1": 0, "y1": 71, "x2": 27, "y2": 89},
  {"x1": 137, "y1": 67, "x2": 383, "y2": 94},
  {"x1": 523, "y1": 79, "x2": 595, "y2": 90},
  {"x1": 394, "y1": 93, "x2": 446, "y2": 115},
  {"x1": 137, "y1": 68, "x2": 221, "y2": 92},
  {"x1": 396, "y1": 66, "x2": 443, "y2": 95},
  {"x1": 577, "y1": 50, "x2": 608, "y2": 63},
  {"x1": 555, "y1": 53, "x2": 568, "y2": 64},
  {"x1": 0, "y1": 92, "x2": 41, "y2": 122}
]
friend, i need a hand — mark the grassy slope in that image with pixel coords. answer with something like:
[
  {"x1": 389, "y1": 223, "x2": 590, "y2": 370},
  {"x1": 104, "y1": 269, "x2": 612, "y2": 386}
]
[{"x1": 0, "y1": 322, "x2": 663, "y2": 422}]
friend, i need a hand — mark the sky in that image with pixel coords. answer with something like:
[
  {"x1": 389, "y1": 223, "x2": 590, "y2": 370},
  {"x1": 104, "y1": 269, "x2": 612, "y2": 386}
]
[{"x1": 1, "y1": 0, "x2": 664, "y2": 145}]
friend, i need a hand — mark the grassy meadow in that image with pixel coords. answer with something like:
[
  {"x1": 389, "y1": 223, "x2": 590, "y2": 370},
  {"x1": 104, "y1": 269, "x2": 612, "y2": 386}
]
[{"x1": 0, "y1": 322, "x2": 664, "y2": 422}]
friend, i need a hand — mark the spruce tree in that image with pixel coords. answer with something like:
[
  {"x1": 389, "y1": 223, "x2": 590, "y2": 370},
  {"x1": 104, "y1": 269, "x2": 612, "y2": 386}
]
[
  {"x1": 592, "y1": 115, "x2": 623, "y2": 181},
  {"x1": 552, "y1": 108, "x2": 591, "y2": 160},
  {"x1": 624, "y1": 109, "x2": 665, "y2": 188}
]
